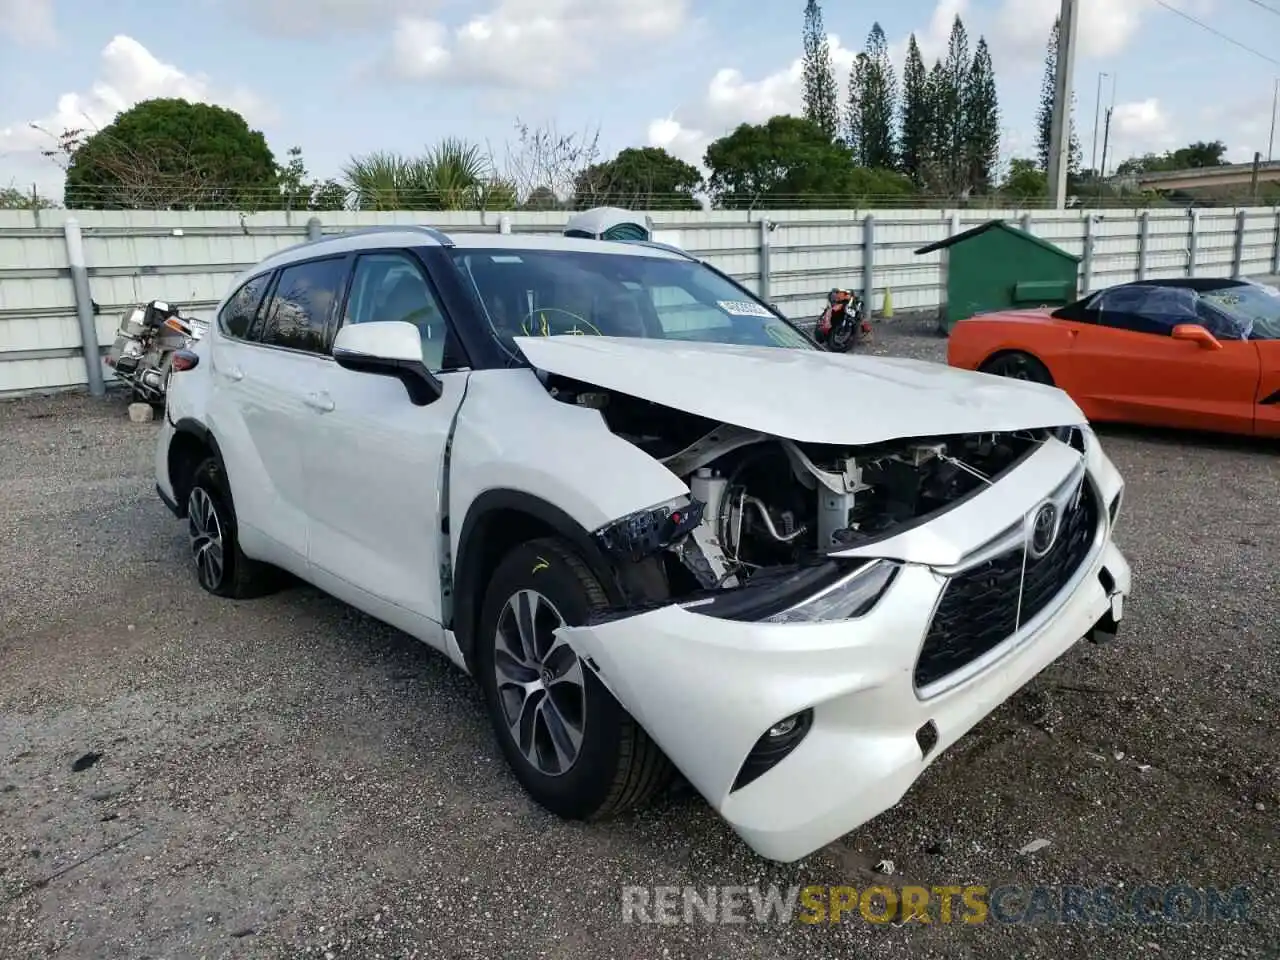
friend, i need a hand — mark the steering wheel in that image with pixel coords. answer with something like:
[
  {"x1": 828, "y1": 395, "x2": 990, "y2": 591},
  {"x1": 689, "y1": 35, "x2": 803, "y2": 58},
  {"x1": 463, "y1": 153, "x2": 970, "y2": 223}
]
[{"x1": 519, "y1": 307, "x2": 603, "y2": 337}]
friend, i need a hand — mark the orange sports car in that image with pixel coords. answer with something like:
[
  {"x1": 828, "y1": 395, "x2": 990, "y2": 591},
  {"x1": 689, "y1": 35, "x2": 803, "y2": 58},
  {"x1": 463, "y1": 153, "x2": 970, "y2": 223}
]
[{"x1": 947, "y1": 277, "x2": 1280, "y2": 438}]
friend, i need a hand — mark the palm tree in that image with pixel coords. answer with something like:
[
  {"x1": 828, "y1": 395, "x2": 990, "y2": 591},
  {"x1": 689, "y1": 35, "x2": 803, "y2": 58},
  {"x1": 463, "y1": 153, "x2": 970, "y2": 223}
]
[{"x1": 343, "y1": 138, "x2": 513, "y2": 211}]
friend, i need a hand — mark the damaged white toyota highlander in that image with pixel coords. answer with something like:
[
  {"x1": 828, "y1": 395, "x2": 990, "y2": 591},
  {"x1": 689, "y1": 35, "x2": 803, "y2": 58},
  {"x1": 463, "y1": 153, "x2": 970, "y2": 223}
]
[{"x1": 154, "y1": 224, "x2": 1131, "y2": 863}]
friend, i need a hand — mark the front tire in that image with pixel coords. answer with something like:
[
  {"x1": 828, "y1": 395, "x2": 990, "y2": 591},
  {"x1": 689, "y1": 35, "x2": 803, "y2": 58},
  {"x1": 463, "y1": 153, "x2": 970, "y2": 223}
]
[
  {"x1": 980, "y1": 350, "x2": 1054, "y2": 385},
  {"x1": 186, "y1": 458, "x2": 280, "y2": 599},
  {"x1": 476, "y1": 538, "x2": 673, "y2": 820}
]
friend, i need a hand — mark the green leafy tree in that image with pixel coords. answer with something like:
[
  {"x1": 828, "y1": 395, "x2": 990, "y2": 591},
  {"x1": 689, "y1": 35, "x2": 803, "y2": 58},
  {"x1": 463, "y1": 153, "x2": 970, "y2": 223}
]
[
  {"x1": 845, "y1": 23, "x2": 897, "y2": 170},
  {"x1": 998, "y1": 158, "x2": 1047, "y2": 202},
  {"x1": 801, "y1": 0, "x2": 840, "y2": 140},
  {"x1": 963, "y1": 38, "x2": 1000, "y2": 193},
  {"x1": 0, "y1": 185, "x2": 57, "y2": 210},
  {"x1": 277, "y1": 146, "x2": 348, "y2": 211},
  {"x1": 704, "y1": 115, "x2": 861, "y2": 208},
  {"x1": 898, "y1": 34, "x2": 931, "y2": 184},
  {"x1": 61, "y1": 98, "x2": 278, "y2": 210},
  {"x1": 522, "y1": 185, "x2": 563, "y2": 210},
  {"x1": 1116, "y1": 140, "x2": 1229, "y2": 175},
  {"x1": 572, "y1": 146, "x2": 703, "y2": 209},
  {"x1": 1035, "y1": 18, "x2": 1081, "y2": 175},
  {"x1": 921, "y1": 60, "x2": 949, "y2": 191}
]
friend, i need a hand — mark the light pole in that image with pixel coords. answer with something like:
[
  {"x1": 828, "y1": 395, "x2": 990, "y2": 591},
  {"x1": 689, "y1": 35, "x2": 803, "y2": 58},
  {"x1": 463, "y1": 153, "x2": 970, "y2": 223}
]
[
  {"x1": 1269, "y1": 79, "x2": 1279, "y2": 162},
  {"x1": 1091, "y1": 71, "x2": 1109, "y2": 174},
  {"x1": 1046, "y1": 0, "x2": 1080, "y2": 208}
]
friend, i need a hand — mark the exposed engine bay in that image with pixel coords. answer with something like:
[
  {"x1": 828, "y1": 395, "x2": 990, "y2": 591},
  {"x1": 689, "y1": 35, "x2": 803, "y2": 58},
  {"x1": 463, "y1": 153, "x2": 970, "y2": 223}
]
[{"x1": 545, "y1": 375, "x2": 1077, "y2": 600}]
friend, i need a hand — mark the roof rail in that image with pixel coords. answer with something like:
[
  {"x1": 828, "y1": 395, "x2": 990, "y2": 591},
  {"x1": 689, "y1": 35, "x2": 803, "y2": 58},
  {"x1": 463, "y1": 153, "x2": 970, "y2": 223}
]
[
  {"x1": 621, "y1": 238, "x2": 697, "y2": 261},
  {"x1": 336, "y1": 224, "x2": 455, "y2": 247}
]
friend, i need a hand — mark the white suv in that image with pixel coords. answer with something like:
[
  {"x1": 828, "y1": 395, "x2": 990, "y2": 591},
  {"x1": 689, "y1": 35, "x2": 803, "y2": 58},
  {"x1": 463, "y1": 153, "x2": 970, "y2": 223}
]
[{"x1": 154, "y1": 225, "x2": 1131, "y2": 862}]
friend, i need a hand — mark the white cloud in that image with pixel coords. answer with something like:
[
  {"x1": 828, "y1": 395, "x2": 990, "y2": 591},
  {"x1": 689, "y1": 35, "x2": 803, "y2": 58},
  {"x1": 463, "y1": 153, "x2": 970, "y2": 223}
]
[
  {"x1": 236, "y1": 0, "x2": 442, "y2": 37},
  {"x1": 647, "y1": 33, "x2": 860, "y2": 168},
  {"x1": 0, "y1": 0, "x2": 55, "y2": 45},
  {"x1": 389, "y1": 0, "x2": 688, "y2": 89},
  {"x1": 989, "y1": 0, "x2": 1150, "y2": 69},
  {"x1": 0, "y1": 35, "x2": 271, "y2": 199},
  {"x1": 889, "y1": 0, "x2": 968, "y2": 68}
]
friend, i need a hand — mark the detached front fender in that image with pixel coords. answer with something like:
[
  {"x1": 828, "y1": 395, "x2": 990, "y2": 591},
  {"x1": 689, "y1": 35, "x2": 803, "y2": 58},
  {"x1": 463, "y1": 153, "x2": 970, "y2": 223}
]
[{"x1": 446, "y1": 368, "x2": 691, "y2": 659}]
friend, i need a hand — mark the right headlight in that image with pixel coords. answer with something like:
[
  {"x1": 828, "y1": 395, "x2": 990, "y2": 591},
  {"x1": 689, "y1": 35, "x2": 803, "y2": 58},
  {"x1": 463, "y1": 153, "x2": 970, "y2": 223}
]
[{"x1": 763, "y1": 560, "x2": 899, "y2": 625}]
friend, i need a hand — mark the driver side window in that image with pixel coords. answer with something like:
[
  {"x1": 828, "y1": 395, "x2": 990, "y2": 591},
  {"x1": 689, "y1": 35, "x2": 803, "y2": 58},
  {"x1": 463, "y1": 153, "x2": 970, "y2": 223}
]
[
  {"x1": 1095, "y1": 285, "x2": 1198, "y2": 337},
  {"x1": 343, "y1": 253, "x2": 458, "y2": 371}
]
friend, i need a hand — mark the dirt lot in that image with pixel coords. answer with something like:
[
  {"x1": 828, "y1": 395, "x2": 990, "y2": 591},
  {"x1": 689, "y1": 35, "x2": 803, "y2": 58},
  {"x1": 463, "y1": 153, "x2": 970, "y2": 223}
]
[{"x1": 1, "y1": 328, "x2": 1277, "y2": 960}]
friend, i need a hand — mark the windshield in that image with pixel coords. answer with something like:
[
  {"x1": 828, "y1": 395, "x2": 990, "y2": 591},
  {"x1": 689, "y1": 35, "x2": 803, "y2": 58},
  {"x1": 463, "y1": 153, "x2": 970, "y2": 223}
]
[
  {"x1": 1200, "y1": 282, "x2": 1280, "y2": 340},
  {"x1": 446, "y1": 248, "x2": 814, "y2": 360}
]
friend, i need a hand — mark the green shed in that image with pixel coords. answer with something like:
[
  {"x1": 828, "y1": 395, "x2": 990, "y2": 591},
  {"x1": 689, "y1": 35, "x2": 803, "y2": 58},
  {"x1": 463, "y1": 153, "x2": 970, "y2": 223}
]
[{"x1": 915, "y1": 219, "x2": 1081, "y2": 333}]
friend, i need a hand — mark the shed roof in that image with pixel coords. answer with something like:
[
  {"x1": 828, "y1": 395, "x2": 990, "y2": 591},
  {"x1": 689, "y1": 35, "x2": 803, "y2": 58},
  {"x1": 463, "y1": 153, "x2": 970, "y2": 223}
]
[{"x1": 913, "y1": 218, "x2": 1081, "y2": 262}]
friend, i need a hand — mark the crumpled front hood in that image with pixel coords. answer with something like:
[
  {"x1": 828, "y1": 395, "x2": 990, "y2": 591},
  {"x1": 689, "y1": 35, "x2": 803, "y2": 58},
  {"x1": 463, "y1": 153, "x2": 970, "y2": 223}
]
[{"x1": 514, "y1": 335, "x2": 1085, "y2": 446}]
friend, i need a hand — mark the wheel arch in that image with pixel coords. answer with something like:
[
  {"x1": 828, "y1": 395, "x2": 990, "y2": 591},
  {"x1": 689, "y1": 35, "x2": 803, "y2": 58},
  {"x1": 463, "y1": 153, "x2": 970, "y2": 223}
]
[
  {"x1": 167, "y1": 418, "x2": 227, "y2": 517},
  {"x1": 450, "y1": 489, "x2": 629, "y2": 673}
]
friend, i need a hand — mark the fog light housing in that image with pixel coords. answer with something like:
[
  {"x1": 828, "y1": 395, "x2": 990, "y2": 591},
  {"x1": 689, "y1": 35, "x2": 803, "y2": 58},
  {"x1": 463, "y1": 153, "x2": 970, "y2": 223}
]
[
  {"x1": 1108, "y1": 485, "x2": 1123, "y2": 527},
  {"x1": 731, "y1": 708, "x2": 814, "y2": 792}
]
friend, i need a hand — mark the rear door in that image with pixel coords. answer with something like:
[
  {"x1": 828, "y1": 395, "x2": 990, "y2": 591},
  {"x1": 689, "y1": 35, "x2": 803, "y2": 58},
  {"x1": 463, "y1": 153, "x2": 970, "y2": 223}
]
[
  {"x1": 299, "y1": 249, "x2": 471, "y2": 645},
  {"x1": 209, "y1": 255, "x2": 351, "y2": 565},
  {"x1": 1064, "y1": 285, "x2": 1259, "y2": 434}
]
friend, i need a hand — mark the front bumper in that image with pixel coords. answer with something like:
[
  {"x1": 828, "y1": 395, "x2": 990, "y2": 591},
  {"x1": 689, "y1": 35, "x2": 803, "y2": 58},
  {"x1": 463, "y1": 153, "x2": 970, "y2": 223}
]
[{"x1": 559, "y1": 432, "x2": 1131, "y2": 863}]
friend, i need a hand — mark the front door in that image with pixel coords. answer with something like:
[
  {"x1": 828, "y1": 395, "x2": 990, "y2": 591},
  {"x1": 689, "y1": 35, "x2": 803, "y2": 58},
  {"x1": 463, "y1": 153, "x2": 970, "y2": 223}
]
[
  {"x1": 300, "y1": 249, "x2": 470, "y2": 648},
  {"x1": 1068, "y1": 285, "x2": 1260, "y2": 434}
]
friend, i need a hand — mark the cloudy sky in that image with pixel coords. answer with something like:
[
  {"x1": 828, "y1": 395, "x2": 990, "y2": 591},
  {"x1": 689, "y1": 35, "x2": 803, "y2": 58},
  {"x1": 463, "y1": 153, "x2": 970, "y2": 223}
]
[{"x1": 1, "y1": 0, "x2": 1276, "y2": 200}]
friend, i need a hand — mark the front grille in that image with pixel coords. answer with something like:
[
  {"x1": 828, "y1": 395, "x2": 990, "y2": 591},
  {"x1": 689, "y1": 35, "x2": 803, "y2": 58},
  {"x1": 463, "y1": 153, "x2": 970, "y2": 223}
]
[{"x1": 914, "y1": 479, "x2": 1100, "y2": 690}]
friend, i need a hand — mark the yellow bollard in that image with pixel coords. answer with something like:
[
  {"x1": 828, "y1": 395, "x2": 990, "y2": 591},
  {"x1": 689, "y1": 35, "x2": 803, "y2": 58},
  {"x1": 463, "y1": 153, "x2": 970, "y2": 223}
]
[{"x1": 881, "y1": 286, "x2": 894, "y2": 320}]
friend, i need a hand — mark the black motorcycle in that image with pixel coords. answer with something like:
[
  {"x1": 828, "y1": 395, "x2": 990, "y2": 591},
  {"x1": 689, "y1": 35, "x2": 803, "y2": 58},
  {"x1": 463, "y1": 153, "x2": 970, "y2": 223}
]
[{"x1": 812, "y1": 288, "x2": 870, "y2": 352}]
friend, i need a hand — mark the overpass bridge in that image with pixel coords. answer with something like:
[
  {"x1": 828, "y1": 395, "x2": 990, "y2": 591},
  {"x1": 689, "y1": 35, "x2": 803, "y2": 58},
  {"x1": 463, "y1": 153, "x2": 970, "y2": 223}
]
[{"x1": 1117, "y1": 159, "x2": 1280, "y2": 192}]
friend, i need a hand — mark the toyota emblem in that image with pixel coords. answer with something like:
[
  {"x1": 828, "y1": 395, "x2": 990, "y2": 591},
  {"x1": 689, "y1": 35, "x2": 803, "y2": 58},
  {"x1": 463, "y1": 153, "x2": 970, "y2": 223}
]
[{"x1": 1028, "y1": 502, "x2": 1061, "y2": 559}]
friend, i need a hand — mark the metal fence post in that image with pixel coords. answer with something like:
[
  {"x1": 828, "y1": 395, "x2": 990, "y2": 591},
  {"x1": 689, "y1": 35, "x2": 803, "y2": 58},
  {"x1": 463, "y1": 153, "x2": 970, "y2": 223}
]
[
  {"x1": 1187, "y1": 209, "x2": 1199, "y2": 278},
  {"x1": 1272, "y1": 208, "x2": 1280, "y2": 274},
  {"x1": 1020, "y1": 212, "x2": 1033, "y2": 234},
  {"x1": 306, "y1": 216, "x2": 323, "y2": 241},
  {"x1": 1232, "y1": 209, "x2": 1247, "y2": 278},
  {"x1": 757, "y1": 218, "x2": 772, "y2": 302},
  {"x1": 862, "y1": 215, "x2": 876, "y2": 311},
  {"x1": 1137, "y1": 211, "x2": 1150, "y2": 281},
  {"x1": 1082, "y1": 215, "x2": 1096, "y2": 293},
  {"x1": 63, "y1": 218, "x2": 105, "y2": 398}
]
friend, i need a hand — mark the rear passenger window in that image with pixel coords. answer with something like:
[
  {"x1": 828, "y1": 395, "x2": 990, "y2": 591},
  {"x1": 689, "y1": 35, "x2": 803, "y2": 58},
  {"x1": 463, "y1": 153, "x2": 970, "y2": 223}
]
[
  {"x1": 258, "y1": 257, "x2": 348, "y2": 354},
  {"x1": 218, "y1": 273, "x2": 270, "y2": 339}
]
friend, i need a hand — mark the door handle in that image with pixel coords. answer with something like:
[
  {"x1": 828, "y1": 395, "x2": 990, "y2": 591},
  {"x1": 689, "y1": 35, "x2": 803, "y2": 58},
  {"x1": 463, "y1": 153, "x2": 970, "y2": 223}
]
[{"x1": 303, "y1": 392, "x2": 335, "y2": 413}]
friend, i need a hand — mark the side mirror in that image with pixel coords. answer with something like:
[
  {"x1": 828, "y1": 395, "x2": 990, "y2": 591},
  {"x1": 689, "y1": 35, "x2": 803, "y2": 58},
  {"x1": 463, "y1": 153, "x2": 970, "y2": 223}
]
[
  {"x1": 1171, "y1": 323, "x2": 1222, "y2": 350},
  {"x1": 332, "y1": 321, "x2": 443, "y2": 406}
]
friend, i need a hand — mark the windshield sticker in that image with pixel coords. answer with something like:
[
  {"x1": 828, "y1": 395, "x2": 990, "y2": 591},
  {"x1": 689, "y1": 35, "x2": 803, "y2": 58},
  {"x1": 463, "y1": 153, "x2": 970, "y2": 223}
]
[{"x1": 717, "y1": 299, "x2": 775, "y2": 318}]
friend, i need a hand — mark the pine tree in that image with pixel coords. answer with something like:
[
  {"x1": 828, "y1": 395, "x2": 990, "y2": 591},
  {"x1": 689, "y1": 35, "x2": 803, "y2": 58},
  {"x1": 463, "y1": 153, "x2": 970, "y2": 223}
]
[
  {"x1": 937, "y1": 15, "x2": 971, "y2": 195},
  {"x1": 845, "y1": 54, "x2": 866, "y2": 161},
  {"x1": 963, "y1": 38, "x2": 1000, "y2": 193},
  {"x1": 924, "y1": 59, "x2": 948, "y2": 190},
  {"x1": 856, "y1": 23, "x2": 898, "y2": 169},
  {"x1": 899, "y1": 34, "x2": 930, "y2": 184},
  {"x1": 1035, "y1": 17, "x2": 1081, "y2": 173},
  {"x1": 802, "y1": 0, "x2": 840, "y2": 140}
]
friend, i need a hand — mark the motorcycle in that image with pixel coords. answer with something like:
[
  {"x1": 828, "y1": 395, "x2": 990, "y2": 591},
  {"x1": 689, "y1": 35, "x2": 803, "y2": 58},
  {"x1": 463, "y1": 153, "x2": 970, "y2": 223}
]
[
  {"x1": 812, "y1": 288, "x2": 870, "y2": 352},
  {"x1": 104, "y1": 299, "x2": 206, "y2": 406}
]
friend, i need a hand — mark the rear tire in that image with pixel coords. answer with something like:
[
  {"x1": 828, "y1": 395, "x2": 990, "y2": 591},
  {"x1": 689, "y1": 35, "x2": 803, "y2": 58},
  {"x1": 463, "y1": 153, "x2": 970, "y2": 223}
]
[
  {"x1": 186, "y1": 458, "x2": 280, "y2": 599},
  {"x1": 980, "y1": 350, "x2": 1054, "y2": 385},
  {"x1": 476, "y1": 538, "x2": 674, "y2": 820}
]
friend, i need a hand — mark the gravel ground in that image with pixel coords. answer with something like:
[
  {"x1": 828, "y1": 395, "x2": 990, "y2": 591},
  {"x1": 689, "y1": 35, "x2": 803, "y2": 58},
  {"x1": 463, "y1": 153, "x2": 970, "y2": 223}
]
[{"x1": 1, "y1": 326, "x2": 1277, "y2": 960}]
